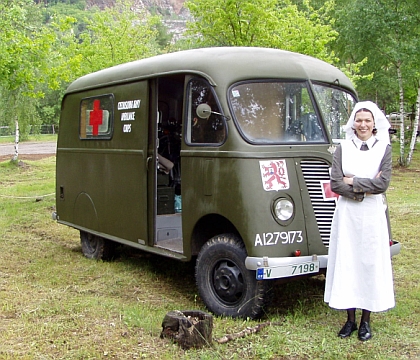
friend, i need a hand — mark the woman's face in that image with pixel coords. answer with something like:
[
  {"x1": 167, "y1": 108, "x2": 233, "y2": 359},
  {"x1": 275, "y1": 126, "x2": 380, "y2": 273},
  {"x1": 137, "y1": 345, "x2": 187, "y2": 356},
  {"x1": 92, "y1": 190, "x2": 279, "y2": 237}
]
[{"x1": 354, "y1": 110, "x2": 374, "y2": 141}]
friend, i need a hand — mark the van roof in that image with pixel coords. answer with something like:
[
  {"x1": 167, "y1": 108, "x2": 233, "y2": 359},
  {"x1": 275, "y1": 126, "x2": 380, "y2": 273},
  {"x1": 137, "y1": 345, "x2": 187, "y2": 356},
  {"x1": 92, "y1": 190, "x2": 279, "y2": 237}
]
[{"x1": 65, "y1": 47, "x2": 355, "y2": 94}]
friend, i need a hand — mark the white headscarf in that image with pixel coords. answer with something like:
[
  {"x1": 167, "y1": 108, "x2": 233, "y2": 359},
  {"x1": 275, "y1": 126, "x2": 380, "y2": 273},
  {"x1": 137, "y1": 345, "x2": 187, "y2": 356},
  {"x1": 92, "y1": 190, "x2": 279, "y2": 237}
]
[{"x1": 344, "y1": 101, "x2": 390, "y2": 144}]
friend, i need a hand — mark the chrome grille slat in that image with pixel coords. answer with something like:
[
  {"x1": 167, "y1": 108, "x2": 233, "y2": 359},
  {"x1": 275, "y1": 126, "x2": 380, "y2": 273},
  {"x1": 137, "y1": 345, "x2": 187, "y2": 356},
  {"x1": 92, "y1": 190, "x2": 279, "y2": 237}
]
[{"x1": 301, "y1": 160, "x2": 336, "y2": 247}]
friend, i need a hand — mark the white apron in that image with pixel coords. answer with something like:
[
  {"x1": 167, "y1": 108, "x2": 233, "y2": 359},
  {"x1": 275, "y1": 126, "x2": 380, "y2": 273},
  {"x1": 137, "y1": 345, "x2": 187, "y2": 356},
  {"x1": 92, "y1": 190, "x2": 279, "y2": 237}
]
[{"x1": 324, "y1": 140, "x2": 395, "y2": 312}]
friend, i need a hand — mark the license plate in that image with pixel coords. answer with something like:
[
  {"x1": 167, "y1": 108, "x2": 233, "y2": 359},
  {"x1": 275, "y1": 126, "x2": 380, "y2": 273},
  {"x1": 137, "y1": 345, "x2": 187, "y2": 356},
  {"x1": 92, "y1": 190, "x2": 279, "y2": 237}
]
[{"x1": 256, "y1": 261, "x2": 320, "y2": 280}]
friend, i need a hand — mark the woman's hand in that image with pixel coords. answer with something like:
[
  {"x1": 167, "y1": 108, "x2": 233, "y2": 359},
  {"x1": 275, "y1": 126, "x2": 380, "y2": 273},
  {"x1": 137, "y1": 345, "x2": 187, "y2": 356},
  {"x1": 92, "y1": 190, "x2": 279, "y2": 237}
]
[{"x1": 343, "y1": 176, "x2": 354, "y2": 185}]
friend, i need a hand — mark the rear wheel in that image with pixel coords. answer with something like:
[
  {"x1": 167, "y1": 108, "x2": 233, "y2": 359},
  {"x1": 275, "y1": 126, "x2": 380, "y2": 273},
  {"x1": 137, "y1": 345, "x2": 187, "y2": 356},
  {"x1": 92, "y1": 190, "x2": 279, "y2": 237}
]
[
  {"x1": 80, "y1": 231, "x2": 115, "y2": 260},
  {"x1": 195, "y1": 233, "x2": 270, "y2": 319}
]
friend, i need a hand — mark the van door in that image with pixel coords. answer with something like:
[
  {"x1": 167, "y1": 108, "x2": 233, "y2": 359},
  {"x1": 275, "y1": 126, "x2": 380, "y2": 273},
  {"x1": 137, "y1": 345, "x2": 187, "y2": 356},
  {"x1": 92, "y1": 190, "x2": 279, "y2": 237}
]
[
  {"x1": 56, "y1": 80, "x2": 150, "y2": 246},
  {"x1": 151, "y1": 76, "x2": 185, "y2": 254},
  {"x1": 106, "y1": 80, "x2": 150, "y2": 245}
]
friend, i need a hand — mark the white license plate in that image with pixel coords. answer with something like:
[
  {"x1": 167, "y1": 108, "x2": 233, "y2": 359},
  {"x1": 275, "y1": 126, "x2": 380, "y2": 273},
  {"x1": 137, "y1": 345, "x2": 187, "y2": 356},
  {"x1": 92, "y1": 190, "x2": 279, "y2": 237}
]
[{"x1": 256, "y1": 261, "x2": 320, "y2": 280}]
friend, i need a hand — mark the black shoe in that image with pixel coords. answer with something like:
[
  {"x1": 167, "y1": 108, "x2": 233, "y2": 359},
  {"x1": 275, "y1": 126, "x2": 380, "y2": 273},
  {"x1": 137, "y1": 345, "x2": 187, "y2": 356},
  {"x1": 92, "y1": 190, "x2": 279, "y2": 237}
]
[
  {"x1": 358, "y1": 321, "x2": 372, "y2": 341},
  {"x1": 338, "y1": 321, "x2": 357, "y2": 338}
]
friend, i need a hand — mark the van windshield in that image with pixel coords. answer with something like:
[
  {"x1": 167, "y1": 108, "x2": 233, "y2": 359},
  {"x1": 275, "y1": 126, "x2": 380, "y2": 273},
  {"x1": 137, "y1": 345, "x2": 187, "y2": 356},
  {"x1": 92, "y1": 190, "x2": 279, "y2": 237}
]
[
  {"x1": 229, "y1": 81, "x2": 356, "y2": 144},
  {"x1": 229, "y1": 81, "x2": 326, "y2": 144}
]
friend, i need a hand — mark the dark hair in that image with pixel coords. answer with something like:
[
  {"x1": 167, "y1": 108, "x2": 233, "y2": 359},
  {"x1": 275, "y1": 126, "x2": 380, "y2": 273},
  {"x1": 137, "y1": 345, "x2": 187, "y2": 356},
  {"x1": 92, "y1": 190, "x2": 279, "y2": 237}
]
[{"x1": 353, "y1": 108, "x2": 377, "y2": 135}]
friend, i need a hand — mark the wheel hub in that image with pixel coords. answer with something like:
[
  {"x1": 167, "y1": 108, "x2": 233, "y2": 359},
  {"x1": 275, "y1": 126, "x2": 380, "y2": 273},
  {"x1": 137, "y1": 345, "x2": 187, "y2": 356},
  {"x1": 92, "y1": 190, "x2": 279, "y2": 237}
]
[
  {"x1": 213, "y1": 260, "x2": 245, "y2": 304},
  {"x1": 87, "y1": 234, "x2": 98, "y2": 252}
]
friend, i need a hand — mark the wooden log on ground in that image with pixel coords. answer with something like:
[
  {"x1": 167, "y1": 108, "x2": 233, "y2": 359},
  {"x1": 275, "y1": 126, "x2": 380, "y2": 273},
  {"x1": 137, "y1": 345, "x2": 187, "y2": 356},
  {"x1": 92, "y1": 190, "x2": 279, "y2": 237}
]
[{"x1": 160, "y1": 310, "x2": 213, "y2": 349}]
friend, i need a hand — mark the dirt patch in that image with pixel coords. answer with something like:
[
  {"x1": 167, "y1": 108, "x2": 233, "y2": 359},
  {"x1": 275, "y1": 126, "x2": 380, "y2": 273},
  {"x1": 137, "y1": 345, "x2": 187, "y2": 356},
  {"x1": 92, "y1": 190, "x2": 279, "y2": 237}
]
[
  {"x1": 0, "y1": 154, "x2": 55, "y2": 163},
  {"x1": 392, "y1": 164, "x2": 420, "y2": 174}
]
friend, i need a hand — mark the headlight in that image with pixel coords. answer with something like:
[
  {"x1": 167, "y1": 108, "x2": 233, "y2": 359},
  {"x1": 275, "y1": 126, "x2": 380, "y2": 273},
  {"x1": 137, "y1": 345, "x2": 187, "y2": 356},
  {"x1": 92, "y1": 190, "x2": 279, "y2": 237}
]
[{"x1": 273, "y1": 198, "x2": 294, "y2": 221}]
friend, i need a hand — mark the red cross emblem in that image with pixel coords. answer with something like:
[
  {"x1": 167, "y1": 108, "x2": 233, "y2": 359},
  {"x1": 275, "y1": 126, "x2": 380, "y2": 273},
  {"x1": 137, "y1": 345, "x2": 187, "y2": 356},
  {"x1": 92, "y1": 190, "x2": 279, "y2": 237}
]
[{"x1": 89, "y1": 99, "x2": 103, "y2": 136}]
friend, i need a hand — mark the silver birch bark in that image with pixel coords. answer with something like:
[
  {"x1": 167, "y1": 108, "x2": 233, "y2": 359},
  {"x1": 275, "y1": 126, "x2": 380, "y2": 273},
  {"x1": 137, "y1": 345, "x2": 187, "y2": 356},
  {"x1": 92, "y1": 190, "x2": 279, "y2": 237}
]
[
  {"x1": 407, "y1": 82, "x2": 420, "y2": 165},
  {"x1": 397, "y1": 64, "x2": 406, "y2": 166},
  {"x1": 13, "y1": 117, "x2": 19, "y2": 161}
]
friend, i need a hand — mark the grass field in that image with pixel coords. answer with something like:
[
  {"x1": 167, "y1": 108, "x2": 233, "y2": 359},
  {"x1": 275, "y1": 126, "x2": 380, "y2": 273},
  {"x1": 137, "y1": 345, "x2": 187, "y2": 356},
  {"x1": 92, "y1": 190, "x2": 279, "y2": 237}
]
[
  {"x1": 0, "y1": 144, "x2": 419, "y2": 359},
  {"x1": 0, "y1": 134, "x2": 57, "y2": 144}
]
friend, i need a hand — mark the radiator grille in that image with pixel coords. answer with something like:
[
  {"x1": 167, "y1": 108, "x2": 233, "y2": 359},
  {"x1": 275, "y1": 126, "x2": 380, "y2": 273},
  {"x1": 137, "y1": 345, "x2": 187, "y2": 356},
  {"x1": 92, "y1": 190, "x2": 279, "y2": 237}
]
[{"x1": 300, "y1": 160, "x2": 336, "y2": 247}]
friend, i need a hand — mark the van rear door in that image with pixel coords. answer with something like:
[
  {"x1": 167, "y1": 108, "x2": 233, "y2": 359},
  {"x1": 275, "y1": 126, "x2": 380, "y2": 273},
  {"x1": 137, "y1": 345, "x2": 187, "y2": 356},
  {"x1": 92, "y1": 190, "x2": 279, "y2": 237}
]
[
  {"x1": 109, "y1": 80, "x2": 150, "y2": 245},
  {"x1": 56, "y1": 80, "x2": 150, "y2": 245}
]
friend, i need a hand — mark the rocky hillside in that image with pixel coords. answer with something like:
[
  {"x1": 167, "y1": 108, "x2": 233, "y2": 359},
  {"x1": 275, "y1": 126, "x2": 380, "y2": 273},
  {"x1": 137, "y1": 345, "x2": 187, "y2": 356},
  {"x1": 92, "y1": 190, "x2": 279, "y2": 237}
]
[
  {"x1": 85, "y1": 0, "x2": 189, "y2": 42},
  {"x1": 86, "y1": 0, "x2": 188, "y2": 17}
]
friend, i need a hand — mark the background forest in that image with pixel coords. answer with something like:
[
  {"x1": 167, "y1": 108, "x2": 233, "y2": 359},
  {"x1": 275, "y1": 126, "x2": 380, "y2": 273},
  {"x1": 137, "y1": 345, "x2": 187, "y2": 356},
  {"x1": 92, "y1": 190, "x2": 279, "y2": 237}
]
[{"x1": 0, "y1": 0, "x2": 419, "y2": 164}]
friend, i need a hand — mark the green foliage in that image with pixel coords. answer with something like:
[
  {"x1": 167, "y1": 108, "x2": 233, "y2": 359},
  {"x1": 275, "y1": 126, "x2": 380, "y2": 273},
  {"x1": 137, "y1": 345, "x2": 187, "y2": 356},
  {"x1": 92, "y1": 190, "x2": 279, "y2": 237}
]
[
  {"x1": 153, "y1": 20, "x2": 173, "y2": 49},
  {"x1": 41, "y1": 1, "x2": 92, "y2": 37},
  {"x1": 44, "y1": 0, "x2": 87, "y2": 11},
  {"x1": 332, "y1": 0, "x2": 420, "y2": 167},
  {"x1": 78, "y1": 1, "x2": 160, "y2": 72},
  {"x1": 0, "y1": 0, "x2": 63, "y2": 147},
  {"x1": 333, "y1": 0, "x2": 420, "y2": 109},
  {"x1": 339, "y1": 57, "x2": 374, "y2": 86},
  {"x1": 0, "y1": 0, "x2": 51, "y2": 95},
  {"x1": 184, "y1": 0, "x2": 338, "y2": 62},
  {"x1": 48, "y1": 0, "x2": 162, "y2": 80},
  {"x1": 0, "y1": 87, "x2": 42, "y2": 139},
  {"x1": 0, "y1": 0, "x2": 168, "y2": 134}
]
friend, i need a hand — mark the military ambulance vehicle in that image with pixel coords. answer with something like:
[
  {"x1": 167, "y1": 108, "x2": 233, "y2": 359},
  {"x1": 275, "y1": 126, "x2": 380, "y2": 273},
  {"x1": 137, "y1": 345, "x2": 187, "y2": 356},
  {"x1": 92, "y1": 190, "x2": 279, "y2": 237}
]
[{"x1": 53, "y1": 47, "x2": 400, "y2": 318}]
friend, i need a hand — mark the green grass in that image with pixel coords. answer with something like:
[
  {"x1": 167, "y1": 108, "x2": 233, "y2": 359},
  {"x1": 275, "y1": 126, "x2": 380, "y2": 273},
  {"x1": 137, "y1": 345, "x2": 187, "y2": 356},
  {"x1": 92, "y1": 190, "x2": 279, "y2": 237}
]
[
  {"x1": 0, "y1": 134, "x2": 57, "y2": 144},
  {"x1": 0, "y1": 144, "x2": 419, "y2": 359}
]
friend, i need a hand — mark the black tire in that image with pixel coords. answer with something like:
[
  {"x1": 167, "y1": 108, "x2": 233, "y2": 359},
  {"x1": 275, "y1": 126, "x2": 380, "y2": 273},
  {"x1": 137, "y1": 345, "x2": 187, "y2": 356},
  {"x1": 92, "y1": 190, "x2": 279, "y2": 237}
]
[
  {"x1": 195, "y1": 233, "x2": 270, "y2": 319},
  {"x1": 80, "y1": 231, "x2": 115, "y2": 260}
]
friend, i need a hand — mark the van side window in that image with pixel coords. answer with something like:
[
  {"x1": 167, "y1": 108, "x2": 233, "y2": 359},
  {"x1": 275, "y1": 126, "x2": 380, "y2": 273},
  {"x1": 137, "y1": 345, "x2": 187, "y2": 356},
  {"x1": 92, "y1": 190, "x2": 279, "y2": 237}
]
[
  {"x1": 79, "y1": 95, "x2": 114, "y2": 139},
  {"x1": 312, "y1": 83, "x2": 356, "y2": 140},
  {"x1": 186, "y1": 78, "x2": 226, "y2": 145}
]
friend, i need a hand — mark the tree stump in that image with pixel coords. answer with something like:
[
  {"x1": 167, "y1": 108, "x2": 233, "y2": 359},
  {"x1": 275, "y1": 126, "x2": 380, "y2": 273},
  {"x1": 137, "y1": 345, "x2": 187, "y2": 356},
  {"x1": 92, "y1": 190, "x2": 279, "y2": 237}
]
[{"x1": 160, "y1": 310, "x2": 213, "y2": 349}]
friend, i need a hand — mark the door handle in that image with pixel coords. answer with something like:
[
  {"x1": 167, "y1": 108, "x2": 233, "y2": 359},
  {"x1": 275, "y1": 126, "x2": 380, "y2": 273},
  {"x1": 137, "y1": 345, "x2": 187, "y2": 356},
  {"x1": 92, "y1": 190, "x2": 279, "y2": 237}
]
[{"x1": 147, "y1": 156, "x2": 153, "y2": 171}]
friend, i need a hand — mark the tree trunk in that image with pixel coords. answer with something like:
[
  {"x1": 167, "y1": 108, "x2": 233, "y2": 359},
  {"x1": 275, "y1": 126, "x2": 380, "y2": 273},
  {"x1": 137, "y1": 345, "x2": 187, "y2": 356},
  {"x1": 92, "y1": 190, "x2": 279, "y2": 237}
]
[
  {"x1": 13, "y1": 117, "x2": 20, "y2": 161},
  {"x1": 407, "y1": 82, "x2": 420, "y2": 165},
  {"x1": 160, "y1": 310, "x2": 213, "y2": 349},
  {"x1": 397, "y1": 63, "x2": 406, "y2": 166}
]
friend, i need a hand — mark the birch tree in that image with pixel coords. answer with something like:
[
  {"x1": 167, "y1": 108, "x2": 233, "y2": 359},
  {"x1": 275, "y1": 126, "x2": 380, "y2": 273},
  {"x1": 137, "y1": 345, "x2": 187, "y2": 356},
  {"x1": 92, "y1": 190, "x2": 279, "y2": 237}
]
[
  {"x1": 407, "y1": 80, "x2": 420, "y2": 165},
  {"x1": 0, "y1": 0, "x2": 55, "y2": 161}
]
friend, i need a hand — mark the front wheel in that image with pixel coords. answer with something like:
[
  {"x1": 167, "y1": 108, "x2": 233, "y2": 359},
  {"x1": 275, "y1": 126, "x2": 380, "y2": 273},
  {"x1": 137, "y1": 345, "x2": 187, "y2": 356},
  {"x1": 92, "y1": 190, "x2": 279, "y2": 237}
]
[
  {"x1": 195, "y1": 234, "x2": 270, "y2": 319},
  {"x1": 80, "y1": 231, "x2": 115, "y2": 260}
]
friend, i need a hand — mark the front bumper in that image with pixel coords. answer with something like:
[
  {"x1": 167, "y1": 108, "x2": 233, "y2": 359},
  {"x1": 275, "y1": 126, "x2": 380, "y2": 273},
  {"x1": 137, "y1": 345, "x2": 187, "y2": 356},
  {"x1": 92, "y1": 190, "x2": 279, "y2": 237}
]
[
  {"x1": 246, "y1": 254, "x2": 328, "y2": 271},
  {"x1": 246, "y1": 241, "x2": 401, "y2": 280},
  {"x1": 245, "y1": 255, "x2": 327, "y2": 280}
]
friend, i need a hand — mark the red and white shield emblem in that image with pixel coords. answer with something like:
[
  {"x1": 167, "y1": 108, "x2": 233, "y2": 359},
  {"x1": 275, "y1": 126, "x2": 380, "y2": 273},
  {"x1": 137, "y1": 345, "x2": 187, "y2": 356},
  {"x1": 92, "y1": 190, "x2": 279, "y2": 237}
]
[{"x1": 259, "y1": 160, "x2": 290, "y2": 191}]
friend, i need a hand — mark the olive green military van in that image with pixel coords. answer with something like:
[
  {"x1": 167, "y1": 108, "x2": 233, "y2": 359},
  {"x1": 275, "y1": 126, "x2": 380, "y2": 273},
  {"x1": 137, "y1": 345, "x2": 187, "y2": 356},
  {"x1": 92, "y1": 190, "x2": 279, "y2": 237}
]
[{"x1": 53, "y1": 47, "x2": 400, "y2": 318}]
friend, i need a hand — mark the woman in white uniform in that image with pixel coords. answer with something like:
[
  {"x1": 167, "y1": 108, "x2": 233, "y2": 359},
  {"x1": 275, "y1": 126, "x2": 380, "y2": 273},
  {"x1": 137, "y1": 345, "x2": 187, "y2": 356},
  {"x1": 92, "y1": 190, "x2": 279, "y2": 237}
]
[{"x1": 324, "y1": 101, "x2": 395, "y2": 341}]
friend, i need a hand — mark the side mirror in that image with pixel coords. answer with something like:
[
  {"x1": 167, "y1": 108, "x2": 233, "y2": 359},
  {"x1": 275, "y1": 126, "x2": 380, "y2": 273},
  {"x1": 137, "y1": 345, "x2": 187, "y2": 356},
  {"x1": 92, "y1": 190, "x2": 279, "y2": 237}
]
[
  {"x1": 196, "y1": 103, "x2": 211, "y2": 119},
  {"x1": 196, "y1": 103, "x2": 231, "y2": 121}
]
